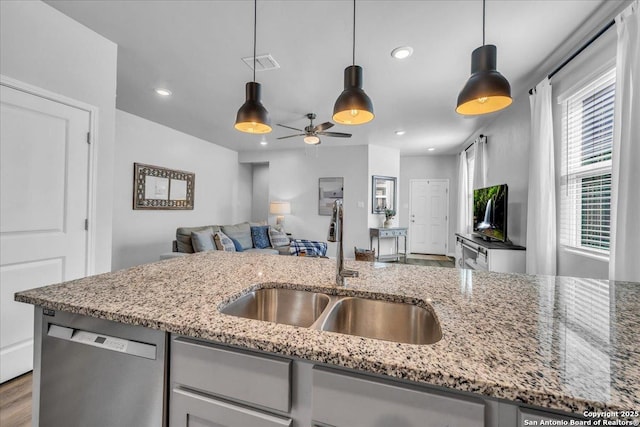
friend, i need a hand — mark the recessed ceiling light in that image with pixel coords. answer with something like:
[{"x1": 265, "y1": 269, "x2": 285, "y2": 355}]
[
  {"x1": 395, "y1": 130, "x2": 406, "y2": 136},
  {"x1": 260, "y1": 138, "x2": 268, "y2": 146},
  {"x1": 155, "y1": 88, "x2": 172, "y2": 96},
  {"x1": 391, "y1": 46, "x2": 413, "y2": 60},
  {"x1": 428, "y1": 147, "x2": 436, "y2": 151}
]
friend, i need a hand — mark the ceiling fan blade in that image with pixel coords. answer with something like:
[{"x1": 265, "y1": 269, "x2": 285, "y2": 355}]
[
  {"x1": 313, "y1": 122, "x2": 334, "y2": 132},
  {"x1": 317, "y1": 131, "x2": 352, "y2": 138},
  {"x1": 277, "y1": 124, "x2": 304, "y2": 132},
  {"x1": 276, "y1": 133, "x2": 306, "y2": 140}
]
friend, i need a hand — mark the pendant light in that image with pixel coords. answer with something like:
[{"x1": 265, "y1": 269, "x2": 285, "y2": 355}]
[
  {"x1": 333, "y1": 0, "x2": 374, "y2": 125},
  {"x1": 235, "y1": 0, "x2": 272, "y2": 133},
  {"x1": 456, "y1": 0, "x2": 512, "y2": 115}
]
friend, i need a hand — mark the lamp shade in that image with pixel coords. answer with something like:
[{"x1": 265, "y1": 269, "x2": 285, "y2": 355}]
[
  {"x1": 235, "y1": 82, "x2": 272, "y2": 134},
  {"x1": 269, "y1": 201, "x2": 291, "y2": 215},
  {"x1": 333, "y1": 65, "x2": 374, "y2": 125},
  {"x1": 456, "y1": 45, "x2": 512, "y2": 115}
]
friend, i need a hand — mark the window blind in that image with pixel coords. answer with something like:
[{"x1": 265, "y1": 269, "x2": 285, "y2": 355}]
[{"x1": 560, "y1": 68, "x2": 615, "y2": 254}]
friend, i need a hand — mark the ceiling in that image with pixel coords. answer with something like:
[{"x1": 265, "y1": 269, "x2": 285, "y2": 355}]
[{"x1": 46, "y1": 0, "x2": 606, "y2": 155}]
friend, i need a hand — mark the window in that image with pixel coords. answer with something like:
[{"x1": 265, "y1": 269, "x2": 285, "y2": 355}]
[{"x1": 560, "y1": 68, "x2": 615, "y2": 256}]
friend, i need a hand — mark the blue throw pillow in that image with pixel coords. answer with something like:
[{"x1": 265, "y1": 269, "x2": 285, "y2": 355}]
[
  {"x1": 250, "y1": 226, "x2": 270, "y2": 249},
  {"x1": 229, "y1": 237, "x2": 244, "y2": 252}
]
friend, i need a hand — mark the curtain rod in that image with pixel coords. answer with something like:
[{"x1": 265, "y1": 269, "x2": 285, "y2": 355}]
[
  {"x1": 464, "y1": 134, "x2": 485, "y2": 152},
  {"x1": 528, "y1": 19, "x2": 615, "y2": 95}
]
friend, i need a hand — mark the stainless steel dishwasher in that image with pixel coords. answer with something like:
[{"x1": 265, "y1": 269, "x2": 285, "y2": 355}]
[{"x1": 34, "y1": 308, "x2": 167, "y2": 427}]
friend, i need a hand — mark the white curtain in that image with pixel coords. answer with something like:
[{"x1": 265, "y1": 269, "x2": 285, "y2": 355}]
[
  {"x1": 610, "y1": 1, "x2": 640, "y2": 282},
  {"x1": 526, "y1": 78, "x2": 557, "y2": 275},
  {"x1": 472, "y1": 137, "x2": 487, "y2": 189},
  {"x1": 457, "y1": 150, "x2": 469, "y2": 234}
]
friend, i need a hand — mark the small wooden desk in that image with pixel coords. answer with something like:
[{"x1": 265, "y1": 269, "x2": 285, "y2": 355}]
[{"x1": 369, "y1": 227, "x2": 408, "y2": 263}]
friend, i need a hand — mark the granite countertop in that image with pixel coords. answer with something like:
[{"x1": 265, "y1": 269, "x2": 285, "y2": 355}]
[{"x1": 15, "y1": 251, "x2": 640, "y2": 415}]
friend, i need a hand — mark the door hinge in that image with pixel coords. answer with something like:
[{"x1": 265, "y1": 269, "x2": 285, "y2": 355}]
[
  {"x1": 86, "y1": 132, "x2": 91, "y2": 144},
  {"x1": 84, "y1": 219, "x2": 89, "y2": 230}
]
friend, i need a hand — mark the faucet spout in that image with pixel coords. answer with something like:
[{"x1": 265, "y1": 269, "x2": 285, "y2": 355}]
[{"x1": 327, "y1": 200, "x2": 358, "y2": 286}]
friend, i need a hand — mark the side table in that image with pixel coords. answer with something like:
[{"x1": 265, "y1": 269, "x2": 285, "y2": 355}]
[{"x1": 369, "y1": 227, "x2": 408, "y2": 263}]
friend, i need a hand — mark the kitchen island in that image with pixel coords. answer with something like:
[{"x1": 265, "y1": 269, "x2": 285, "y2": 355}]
[{"x1": 16, "y1": 251, "x2": 640, "y2": 426}]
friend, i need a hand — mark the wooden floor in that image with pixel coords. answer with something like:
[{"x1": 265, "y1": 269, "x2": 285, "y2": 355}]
[{"x1": 0, "y1": 372, "x2": 32, "y2": 427}]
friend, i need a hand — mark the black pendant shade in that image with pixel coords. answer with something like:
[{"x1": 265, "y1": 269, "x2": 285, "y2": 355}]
[
  {"x1": 235, "y1": 0, "x2": 272, "y2": 134},
  {"x1": 456, "y1": 45, "x2": 512, "y2": 115},
  {"x1": 333, "y1": 65, "x2": 375, "y2": 125},
  {"x1": 235, "y1": 81, "x2": 272, "y2": 134}
]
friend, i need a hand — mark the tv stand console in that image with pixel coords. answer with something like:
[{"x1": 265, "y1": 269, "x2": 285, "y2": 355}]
[{"x1": 455, "y1": 233, "x2": 526, "y2": 273}]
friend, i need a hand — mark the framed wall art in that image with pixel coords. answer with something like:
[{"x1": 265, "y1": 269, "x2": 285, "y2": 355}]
[
  {"x1": 319, "y1": 177, "x2": 344, "y2": 216},
  {"x1": 133, "y1": 163, "x2": 195, "y2": 210}
]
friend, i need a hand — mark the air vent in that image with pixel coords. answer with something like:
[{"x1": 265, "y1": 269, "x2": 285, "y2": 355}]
[{"x1": 242, "y1": 54, "x2": 280, "y2": 71}]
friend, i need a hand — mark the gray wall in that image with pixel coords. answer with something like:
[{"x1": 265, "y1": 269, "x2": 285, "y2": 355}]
[
  {"x1": 240, "y1": 146, "x2": 371, "y2": 259},
  {"x1": 251, "y1": 163, "x2": 269, "y2": 222},
  {"x1": 399, "y1": 155, "x2": 458, "y2": 256},
  {"x1": 112, "y1": 110, "x2": 247, "y2": 270},
  {"x1": 1, "y1": 0, "x2": 117, "y2": 273},
  {"x1": 460, "y1": 94, "x2": 531, "y2": 247}
]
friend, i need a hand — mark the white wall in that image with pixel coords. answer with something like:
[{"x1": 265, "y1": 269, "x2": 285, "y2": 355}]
[
  {"x1": 240, "y1": 146, "x2": 370, "y2": 258},
  {"x1": 460, "y1": 94, "x2": 531, "y2": 247},
  {"x1": 112, "y1": 110, "x2": 245, "y2": 270},
  {"x1": 1, "y1": 0, "x2": 117, "y2": 273},
  {"x1": 251, "y1": 163, "x2": 269, "y2": 222},
  {"x1": 368, "y1": 145, "x2": 401, "y2": 256},
  {"x1": 399, "y1": 155, "x2": 458, "y2": 256}
]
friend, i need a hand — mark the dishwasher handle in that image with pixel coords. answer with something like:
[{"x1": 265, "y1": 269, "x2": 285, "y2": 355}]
[{"x1": 48, "y1": 324, "x2": 157, "y2": 360}]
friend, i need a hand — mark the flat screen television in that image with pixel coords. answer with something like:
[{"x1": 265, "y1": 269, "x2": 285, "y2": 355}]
[{"x1": 473, "y1": 184, "x2": 508, "y2": 242}]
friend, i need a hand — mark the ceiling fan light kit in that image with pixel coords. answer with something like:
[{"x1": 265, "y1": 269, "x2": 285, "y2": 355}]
[
  {"x1": 277, "y1": 113, "x2": 351, "y2": 144},
  {"x1": 333, "y1": 0, "x2": 374, "y2": 125},
  {"x1": 304, "y1": 135, "x2": 321, "y2": 145},
  {"x1": 456, "y1": 0, "x2": 512, "y2": 116},
  {"x1": 235, "y1": 0, "x2": 272, "y2": 134}
]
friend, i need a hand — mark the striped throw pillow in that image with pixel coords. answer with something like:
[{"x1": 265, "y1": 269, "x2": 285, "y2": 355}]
[{"x1": 213, "y1": 232, "x2": 236, "y2": 252}]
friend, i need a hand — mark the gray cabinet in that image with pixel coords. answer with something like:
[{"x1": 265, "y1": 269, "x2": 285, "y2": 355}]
[
  {"x1": 312, "y1": 367, "x2": 485, "y2": 427},
  {"x1": 169, "y1": 335, "x2": 585, "y2": 427},
  {"x1": 171, "y1": 335, "x2": 291, "y2": 413},
  {"x1": 170, "y1": 335, "x2": 293, "y2": 427},
  {"x1": 171, "y1": 387, "x2": 291, "y2": 427}
]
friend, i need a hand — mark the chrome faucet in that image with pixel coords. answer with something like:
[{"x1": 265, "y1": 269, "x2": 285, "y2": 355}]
[{"x1": 328, "y1": 199, "x2": 359, "y2": 286}]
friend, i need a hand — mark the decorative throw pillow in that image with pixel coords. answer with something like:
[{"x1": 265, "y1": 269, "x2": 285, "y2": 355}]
[
  {"x1": 213, "y1": 232, "x2": 236, "y2": 252},
  {"x1": 221, "y1": 222, "x2": 253, "y2": 250},
  {"x1": 229, "y1": 237, "x2": 244, "y2": 252},
  {"x1": 251, "y1": 226, "x2": 271, "y2": 249},
  {"x1": 268, "y1": 226, "x2": 290, "y2": 248},
  {"x1": 191, "y1": 230, "x2": 215, "y2": 252}
]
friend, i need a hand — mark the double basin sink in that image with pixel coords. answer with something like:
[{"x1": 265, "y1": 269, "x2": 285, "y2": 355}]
[{"x1": 220, "y1": 288, "x2": 442, "y2": 345}]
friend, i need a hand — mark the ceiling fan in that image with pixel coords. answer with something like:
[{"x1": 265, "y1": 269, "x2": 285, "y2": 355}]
[{"x1": 277, "y1": 113, "x2": 351, "y2": 145}]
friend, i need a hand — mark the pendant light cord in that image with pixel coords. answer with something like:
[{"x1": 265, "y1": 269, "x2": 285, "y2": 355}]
[
  {"x1": 482, "y1": 0, "x2": 485, "y2": 46},
  {"x1": 253, "y1": 0, "x2": 257, "y2": 82},
  {"x1": 352, "y1": 0, "x2": 356, "y2": 65}
]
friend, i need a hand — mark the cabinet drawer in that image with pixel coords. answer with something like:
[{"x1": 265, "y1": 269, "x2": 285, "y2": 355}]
[
  {"x1": 171, "y1": 387, "x2": 291, "y2": 427},
  {"x1": 312, "y1": 367, "x2": 485, "y2": 427},
  {"x1": 171, "y1": 336, "x2": 291, "y2": 413}
]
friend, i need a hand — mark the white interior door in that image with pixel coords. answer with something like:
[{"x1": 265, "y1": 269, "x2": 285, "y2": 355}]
[
  {"x1": 409, "y1": 179, "x2": 449, "y2": 255},
  {"x1": 0, "y1": 83, "x2": 91, "y2": 383}
]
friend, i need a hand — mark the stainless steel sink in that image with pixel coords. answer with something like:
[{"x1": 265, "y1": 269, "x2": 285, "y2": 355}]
[
  {"x1": 220, "y1": 288, "x2": 330, "y2": 328},
  {"x1": 320, "y1": 297, "x2": 442, "y2": 345},
  {"x1": 221, "y1": 287, "x2": 442, "y2": 345}
]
